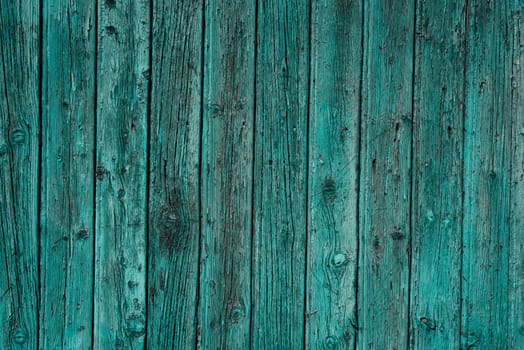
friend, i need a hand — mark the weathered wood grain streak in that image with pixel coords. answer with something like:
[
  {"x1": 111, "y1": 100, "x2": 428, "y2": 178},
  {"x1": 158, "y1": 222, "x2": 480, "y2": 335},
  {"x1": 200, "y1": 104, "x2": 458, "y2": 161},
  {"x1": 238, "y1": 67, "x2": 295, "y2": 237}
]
[
  {"x1": 40, "y1": 1, "x2": 96, "y2": 349},
  {"x1": 147, "y1": 0, "x2": 203, "y2": 349},
  {"x1": 199, "y1": 0, "x2": 256, "y2": 347},
  {"x1": 307, "y1": 0, "x2": 362, "y2": 349},
  {"x1": 358, "y1": 0, "x2": 414, "y2": 348},
  {"x1": 252, "y1": 0, "x2": 309, "y2": 348},
  {"x1": 0, "y1": 1, "x2": 40, "y2": 349},
  {"x1": 461, "y1": 1, "x2": 514, "y2": 348},
  {"x1": 508, "y1": 3, "x2": 524, "y2": 348},
  {"x1": 410, "y1": 0, "x2": 465, "y2": 349},
  {"x1": 94, "y1": 0, "x2": 150, "y2": 349}
]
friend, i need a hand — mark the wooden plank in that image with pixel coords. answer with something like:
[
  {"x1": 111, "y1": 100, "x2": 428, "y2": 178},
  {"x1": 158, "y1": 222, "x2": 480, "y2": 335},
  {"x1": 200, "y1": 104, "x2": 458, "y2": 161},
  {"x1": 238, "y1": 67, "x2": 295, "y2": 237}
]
[
  {"x1": 40, "y1": 1, "x2": 96, "y2": 349},
  {"x1": 252, "y1": 0, "x2": 309, "y2": 348},
  {"x1": 461, "y1": 1, "x2": 514, "y2": 348},
  {"x1": 306, "y1": 0, "x2": 362, "y2": 348},
  {"x1": 198, "y1": 0, "x2": 256, "y2": 347},
  {"x1": 357, "y1": 0, "x2": 414, "y2": 348},
  {"x1": 409, "y1": 0, "x2": 465, "y2": 349},
  {"x1": 146, "y1": 0, "x2": 203, "y2": 349},
  {"x1": 93, "y1": 0, "x2": 149, "y2": 349},
  {"x1": 0, "y1": 1, "x2": 40, "y2": 349},
  {"x1": 509, "y1": 3, "x2": 524, "y2": 348}
]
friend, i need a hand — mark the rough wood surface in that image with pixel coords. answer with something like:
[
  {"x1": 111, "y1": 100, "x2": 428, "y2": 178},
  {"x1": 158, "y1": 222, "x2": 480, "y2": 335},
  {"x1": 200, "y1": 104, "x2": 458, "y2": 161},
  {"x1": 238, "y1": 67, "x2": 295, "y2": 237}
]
[
  {"x1": 358, "y1": 0, "x2": 414, "y2": 348},
  {"x1": 509, "y1": 3, "x2": 524, "y2": 348},
  {"x1": 307, "y1": 0, "x2": 362, "y2": 349},
  {"x1": 410, "y1": 0, "x2": 465, "y2": 349},
  {"x1": 93, "y1": 1, "x2": 150, "y2": 349},
  {"x1": 1, "y1": 1, "x2": 523, "y2": 349},
  {"x1": 0, "y1": 1, "x2": 40, "y2": 349},
  {"x1": 40, "y1": 1, "x2": 96, "y2": 349},
  {"x1": 461, "y1": 1, "x2": 515, "y2": 348},
  {"x1": 198, "y1": 0, "x2": 256, "y2": 347},
  {"x1": 146, "y1": 0, "x2": 203, "y2": 349},
  {"x1": 252, "y1": 0, "x2": 309, "y2": 348}
]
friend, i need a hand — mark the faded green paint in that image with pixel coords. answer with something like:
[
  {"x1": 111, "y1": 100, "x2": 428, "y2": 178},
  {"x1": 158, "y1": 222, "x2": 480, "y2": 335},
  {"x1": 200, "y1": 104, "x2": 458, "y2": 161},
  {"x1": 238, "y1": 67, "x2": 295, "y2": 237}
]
[
  {"x1": 93, "y1": 0, "x2": 150, "y2": 349},
  {"x1": 410, "y1": 0, "x2": 465, "y2": 349},
  {"x1": 0, "y1": 0, "x2": 523, "y2": 349},
  {"x1": 252, "y1": 0, "x2": 309, "y2": 348}
]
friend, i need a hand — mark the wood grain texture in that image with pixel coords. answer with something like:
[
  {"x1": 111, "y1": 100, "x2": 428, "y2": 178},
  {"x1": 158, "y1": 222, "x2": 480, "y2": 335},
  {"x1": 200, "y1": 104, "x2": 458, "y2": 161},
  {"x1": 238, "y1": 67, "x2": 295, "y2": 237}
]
[
  {"x1": 252, "y1": 0, "x2": 309, "y2": 348},
  {"x1": 461, "y1": 1, "x2": 513, "y2": 348},
  {"x1": 198, "y1": 0, "x2": 256, "y2": 347},
  {"x1": 306, "y1": 0, "x2": 362, "y2": 348},
  {"x1": 40, "y1": 1, "x2": 96, "y2": 349},
  {"x1": 93, "y1": 0, "x2": 150, "y2": 349},
  {"x1": 0, "y1": 1, "x2": 40, "y2": 349},
  {"x1": 357, "y1": 0, "x2": 414, "y2": 348},
  {"x1": 409, "y1": 0, "x2": 465, "y2": 349},
  {"x1": 146, "y1": 0, "x2": 203, "y2": 349},
  {"x1": 508, "y1": 2, "x2": 524, "y2": 348}
]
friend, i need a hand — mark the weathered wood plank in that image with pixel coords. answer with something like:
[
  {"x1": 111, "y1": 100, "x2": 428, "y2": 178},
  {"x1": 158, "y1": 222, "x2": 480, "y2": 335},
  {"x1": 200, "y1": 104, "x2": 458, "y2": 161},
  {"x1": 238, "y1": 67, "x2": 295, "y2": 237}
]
[
  {"x1": 461, "y1": 1, "x2": 515, "y2": 348},
  {"x1": 357, "y1": 0, "x2": 414, "y2": 348},
  {"x1": 306, "y1": 0, "x2": 362, "y2": 348},
  {"x1": 93, "y1": 0, "x2": 150, "y2": 349},
  {"x1": 509, "y1": 3, "x2": 524, "y2": 348},
  {"x1": 146, "y1": 0, "x2": 203, "y2": 349},
  {"x1": 409, "y1": 0, "x2": 465, "y2": 349},
  {"x1": 198, "y1": 0, "x2": 256, "y2": 347},
  {"x1": 252, "y1": 0, "x2": 309, "y2": 348},
  {"x1": 40, "y1": 1, "x2": 96, "y2": 349},
  {"x1": 0, "y1": 1, "x2": 40, "y2": 349}
]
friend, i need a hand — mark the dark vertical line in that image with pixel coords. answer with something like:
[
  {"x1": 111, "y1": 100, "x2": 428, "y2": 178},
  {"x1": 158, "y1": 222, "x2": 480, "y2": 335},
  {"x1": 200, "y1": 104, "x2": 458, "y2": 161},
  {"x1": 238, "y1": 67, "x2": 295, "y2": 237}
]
[
  {"x1": 249, "y1": 0, "x2": 258, "y2": 348},
  {"x1": 194, "y1": 0, "x2": 206, "y2": 348},
  {"x1": 302, "y1": 0, "x2": 312, "y2": 349},
  {"x1": 91, "y1": 0, "x2": 99, "y2": 348},
  {"x1": 144, "y1": 0, "x2": 153, "y2": 349},
  {"x1": 407, "y1": 0, "x2": 417, "y2": 348},
  {"x1": 37, "y1": 0, "x2": 43, "y2": 348},
  {"x1": 459, "y1": 1, "x2": 469, "y2": 348},
  {"x1": 353, "y1": 0, "x2": 365, "y2": 349}
]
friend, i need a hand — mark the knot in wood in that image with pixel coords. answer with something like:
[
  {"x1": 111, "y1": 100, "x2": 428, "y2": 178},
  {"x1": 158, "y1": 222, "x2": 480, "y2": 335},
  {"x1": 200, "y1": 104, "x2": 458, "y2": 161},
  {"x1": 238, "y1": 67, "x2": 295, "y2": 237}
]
[
  {"x1": 324, "y1": 335, "x2": 340, "y2": 349},
  {"x1": 125, "y1": 313, "x2": 146, "y2": 337},
  {"x1": 10, "y1": 129, "x2": 26, "y2": 145},
  {"x1": 12, "y1": 330, "x2": 27, "y2": 344},
  {"x1": 322, "y1": 178, "x2": 337, "y2": 202},
  {"x1": 157, "y1": 203, "x2": 187, "y2": 253}
]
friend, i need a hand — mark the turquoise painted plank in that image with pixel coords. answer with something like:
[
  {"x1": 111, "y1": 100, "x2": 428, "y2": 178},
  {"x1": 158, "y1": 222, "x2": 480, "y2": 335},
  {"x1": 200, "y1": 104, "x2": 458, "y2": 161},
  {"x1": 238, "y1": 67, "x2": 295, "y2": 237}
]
[
  {"x1": 252, "y1": 0, "x2": 309, "y2": 347},
  {"x1": 409, "y1": 0, "x2": 465, "y2": 349},
  {"x1": 509, "y1": 3, "x2": 524, "y2": 348},
  {"x1": 306, "y1": 0, "x2": 362, "y2": 348},
  {"x1": 93, "y1": 0, "x2": 150, "y2": 349},
  {"x1": 40, "y1": 1, "x2": 96, "y2": 349},
  {"x1": 358, "y1": 0, "x2": 414, "y2": 348},
  {"x1": 198, "y1": 0, "x2": 256, "y2": 347},
  {"x1": 0, "y1": 1, "x2": 40, "y2": 349},
  {"x1": 461, "y1": 1, "x2": 515, "y2": 348},
  {"x1": 146, "y1": 0, "x2": 203, "y2": 349}
]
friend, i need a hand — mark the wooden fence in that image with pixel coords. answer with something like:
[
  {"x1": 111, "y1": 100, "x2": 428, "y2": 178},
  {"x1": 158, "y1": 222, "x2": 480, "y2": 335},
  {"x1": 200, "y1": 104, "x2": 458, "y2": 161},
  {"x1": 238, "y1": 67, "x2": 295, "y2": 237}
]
[{"x1": 1, "y1": 0, "x2": 523, "y2": 349}]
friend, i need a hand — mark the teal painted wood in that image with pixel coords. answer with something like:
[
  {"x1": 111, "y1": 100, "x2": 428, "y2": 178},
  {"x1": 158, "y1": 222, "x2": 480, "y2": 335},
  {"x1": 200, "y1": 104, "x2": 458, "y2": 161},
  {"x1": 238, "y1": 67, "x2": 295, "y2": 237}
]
[
  {"x1": 306, "y1": 0, "x2": 362, "y2": 348},
  {"x1": 40, "y1": 1, "x2": 96, "y2": 349},
  {"x1": 358, "y1": 0, "x2": 414, "y2": 348},
  {"x1": 508, "y1": 3, "x2": 524, "y2": 348},
  {"x1": 461, "y1": 1, "x2": 514, "y2": 348},
  {"x1": 93, "y1": 0, "x2": 150, "y2": 349},
  {"x1": 146, "y1": 0, "x2": 203, "y2": 349},
  {"x1": 0, "y1": 1, "x2": 40, "y2": 348},
  {"x1": 199, "y1": 0, "x2": 256, "y2": 347},
  {"x1": 409, "y1": 0, "x2": 465, "y2": 349},
  {"x1": 252, "y1": 0, "x2": 309, "y2": 348}
]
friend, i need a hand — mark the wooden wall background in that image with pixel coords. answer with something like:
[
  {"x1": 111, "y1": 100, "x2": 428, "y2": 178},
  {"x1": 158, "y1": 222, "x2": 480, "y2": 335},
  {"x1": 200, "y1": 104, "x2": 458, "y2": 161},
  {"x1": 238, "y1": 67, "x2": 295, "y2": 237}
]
[{"x1": 0, "y1": 0, "x2": 523, "y2": 349}]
